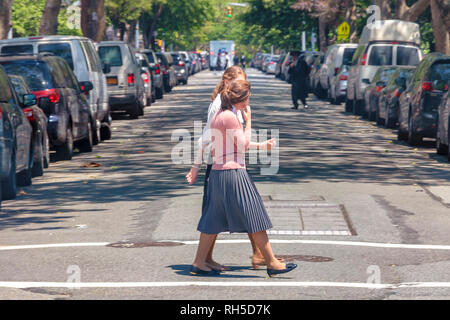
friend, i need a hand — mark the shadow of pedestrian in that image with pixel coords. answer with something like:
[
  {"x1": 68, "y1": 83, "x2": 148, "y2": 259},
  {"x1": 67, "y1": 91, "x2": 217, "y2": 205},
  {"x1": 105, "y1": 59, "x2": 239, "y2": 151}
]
[{"x1": 168, "y1": 264, "x2": 265, "y2": 279}]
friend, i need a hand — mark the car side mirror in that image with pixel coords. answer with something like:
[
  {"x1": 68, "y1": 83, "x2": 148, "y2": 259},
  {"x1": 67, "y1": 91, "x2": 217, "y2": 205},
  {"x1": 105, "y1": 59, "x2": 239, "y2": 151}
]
[
  {"x1": 79, "y1": 81, "x2": 94, "y2": 93},
  {"x1": 102, "y1": 62, "x2": 111, "y2": 74},
  {"x1": 433, "y1": 80, "x2": 448, "y2": 92},
  {"x1": 23, "y1": 94, "x2": 37, "y2": 107},
  {"x1": 362, "y1": 78, "x2": 371, "y2": 85}
]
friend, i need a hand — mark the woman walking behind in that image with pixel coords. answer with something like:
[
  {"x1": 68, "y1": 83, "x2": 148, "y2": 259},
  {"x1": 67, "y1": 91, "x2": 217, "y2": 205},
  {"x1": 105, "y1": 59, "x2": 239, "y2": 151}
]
[
  {"x1": 187, "y1": 66, "x2": 282, "y2": 272},
  {"x1": 191, "y1": 80, "x2": 297, "y2": 278}
]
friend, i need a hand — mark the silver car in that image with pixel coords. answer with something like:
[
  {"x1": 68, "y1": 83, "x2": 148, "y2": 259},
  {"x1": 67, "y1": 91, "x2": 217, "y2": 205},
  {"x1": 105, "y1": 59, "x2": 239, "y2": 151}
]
[
  {"x1": 136, "y1": 52, "x2": 154, "y2": 106},
  {"x1": 97, "y1": 41, "x2": 146, "y2": 119},
  {"x1": 140, "y1": 49, "x2": 164, "y2": 99},
  {"x1": 0, "y1": 35, "x2": 112, "y2": 143}
]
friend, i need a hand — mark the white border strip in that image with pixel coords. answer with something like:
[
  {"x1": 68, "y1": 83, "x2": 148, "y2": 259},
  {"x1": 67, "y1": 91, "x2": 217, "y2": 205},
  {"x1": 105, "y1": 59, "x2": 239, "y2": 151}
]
[
  {"x1": 1, "y1": 281, "x2": 450, "y2": 289},
  {"x1": 3, "y1": 239, "x2": 450, "y2": 251}
]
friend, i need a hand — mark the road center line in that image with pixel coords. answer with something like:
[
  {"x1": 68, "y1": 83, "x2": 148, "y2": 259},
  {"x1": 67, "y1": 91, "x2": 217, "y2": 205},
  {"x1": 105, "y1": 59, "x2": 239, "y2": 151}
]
[
  {"x1": 2, "y1": 239, "x2": 450, "y2": 251},
  {"x1": 1, "y1": 281, "x2": 450, "y2": 290}
]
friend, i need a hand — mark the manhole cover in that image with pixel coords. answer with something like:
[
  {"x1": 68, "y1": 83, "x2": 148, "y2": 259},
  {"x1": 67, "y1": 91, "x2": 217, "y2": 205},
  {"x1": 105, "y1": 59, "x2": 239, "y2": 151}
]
[
  {"x1": 278, "y1": 255, "x2": 334, "y2": 263},
  {"x1": 107, "y1": 241, "x2": 184, "y2": 248}
]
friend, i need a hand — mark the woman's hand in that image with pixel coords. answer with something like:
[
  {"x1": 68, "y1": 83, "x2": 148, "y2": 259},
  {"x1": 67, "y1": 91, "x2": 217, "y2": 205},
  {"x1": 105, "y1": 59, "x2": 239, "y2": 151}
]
[
  {"x1": 186, "y1": 166, "x2": 199, "y2": 185},
  {"x1": 261, "y1": 138, "x2": 277, "y2": 151},
  {"x1": 242, "y1": 105, "x2": 251, "y2": 124}
]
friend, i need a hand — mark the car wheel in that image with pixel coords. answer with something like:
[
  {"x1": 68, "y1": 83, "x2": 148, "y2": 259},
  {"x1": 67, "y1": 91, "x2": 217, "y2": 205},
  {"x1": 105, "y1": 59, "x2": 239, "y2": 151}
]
[
  {"x1": 92, "y1": 120, "x2": 101, "y2": 146},
  {"x1": 437, "y1": 120, "x2": 448, "y2": 155},
  {"x1": 408, "y1": 113, "x2": 422, "y2": 146},
  {"x1": 129, "y1": 102, "x2": 140, "y2": 120},
  {"x1": 43, "y1": 134, "x2": 50, "y2": 169},
  {"x1": 2, "y1": 148, "x2": 17, "y2": 200},
  {"x1": 353, "y1": 99, "x2": 363, "y2": 116},
  {"x1": 156, "y1": 86, "x2": 164, "y2": 99},
  {"x1": 385, "y1": 104, "x2": 395, "y2": 129},
  {"x1": 345, "y1": 98, "x2": 353, "y2": 113},
  {"x1": 79, "y1": 120, "x2": 94, "y2": 153},
  {"x1": 56, "y1": 125, "x2": 74, "y2": 161},
  {"x1": 376, "y1": 106, "x2": 384, "y2": 125},
  {"x1": 32, "y1": 136, "x2": 45, "y2": 177}
]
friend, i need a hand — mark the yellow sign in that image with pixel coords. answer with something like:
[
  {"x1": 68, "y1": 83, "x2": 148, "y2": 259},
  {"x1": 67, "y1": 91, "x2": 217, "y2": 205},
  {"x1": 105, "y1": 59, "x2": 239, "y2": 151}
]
[{"x1": 337, "y1": 22, "x2": 350, "y2": 41}]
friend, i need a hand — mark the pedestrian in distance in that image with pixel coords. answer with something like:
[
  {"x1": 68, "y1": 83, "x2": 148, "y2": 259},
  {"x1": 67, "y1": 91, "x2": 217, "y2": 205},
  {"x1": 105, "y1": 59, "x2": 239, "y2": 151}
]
[
  {"x1": 240, "y1": 54, "x2": 246, "y2": 69},
  {"x1": 289, "y1": 51, "x2": 310, "y2": 110},
  {"x1": 188, "y1": 79, "x2": 297, "y2": 278},
  {"x1": 186, "y1": 66, "x2": 284, "y2": 273}
]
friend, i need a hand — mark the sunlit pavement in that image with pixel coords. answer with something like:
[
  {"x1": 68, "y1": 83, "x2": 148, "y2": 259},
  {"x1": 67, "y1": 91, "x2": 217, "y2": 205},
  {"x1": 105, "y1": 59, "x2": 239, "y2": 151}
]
[{"x1": 1, "y1": 68, "x2": 450, "y2": 299}]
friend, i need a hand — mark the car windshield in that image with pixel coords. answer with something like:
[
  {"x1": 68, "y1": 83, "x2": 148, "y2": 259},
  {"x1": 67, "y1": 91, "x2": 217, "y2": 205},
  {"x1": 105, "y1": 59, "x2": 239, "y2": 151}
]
[
  {"x1": 429, "y1": 62, "x2": 450, "y2": 82},
  {"x1": 397, "y1": 46, "x2": 420, "y2": 66},
  {"x1": 98, "y1": 46, "x2": 123, "y2": 67},
  {"x1": 369, "y1": 46, "x2": 393, "y2": 66},
  {"x1": 1, "y1": 45, "x2": 33, "y2": 55},
  {"x1": 145, "y1": 53, "x2": 155, "y2": 63},
  {"x1": 272, "y1": 56, "x2": 280, "y2": 62},
  {"x1": 0, "y1": 60, "x2": 51, "y2": 91},
  {"x1": 171, "y1": 54, "x2": 180, "y2": 61},
  {"x1": 38, "y1": 43, "x2": 74, "y2": 69}
]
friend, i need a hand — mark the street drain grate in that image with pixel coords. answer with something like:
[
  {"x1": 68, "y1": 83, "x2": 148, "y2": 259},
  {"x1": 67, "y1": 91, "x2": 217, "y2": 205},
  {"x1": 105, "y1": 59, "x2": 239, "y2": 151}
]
[
  {"x1": 107, "y1": 241, "x2": 184, "y2": 248},
  {"x1": 260, "y1": 195, "x2": 356, "y2": 236},
  {"x1": 277, "y1": 255, "x2": 334, "y2": 263}
]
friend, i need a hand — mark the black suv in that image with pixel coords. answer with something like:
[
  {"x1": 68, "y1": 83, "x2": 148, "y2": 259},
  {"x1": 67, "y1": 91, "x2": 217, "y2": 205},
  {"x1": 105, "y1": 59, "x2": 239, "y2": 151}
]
[
  {"x1": 398, "y1": 53, "x2": 450, "y2": 145},
  {"x1": 0, "y1": 53, "x2": 94, "y2": 160}
]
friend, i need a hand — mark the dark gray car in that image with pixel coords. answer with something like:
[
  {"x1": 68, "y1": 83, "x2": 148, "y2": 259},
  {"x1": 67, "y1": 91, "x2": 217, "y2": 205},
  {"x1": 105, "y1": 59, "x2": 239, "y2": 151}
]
[{"x1": 170, "y1": 52, "x2": 189, "y2": 85}]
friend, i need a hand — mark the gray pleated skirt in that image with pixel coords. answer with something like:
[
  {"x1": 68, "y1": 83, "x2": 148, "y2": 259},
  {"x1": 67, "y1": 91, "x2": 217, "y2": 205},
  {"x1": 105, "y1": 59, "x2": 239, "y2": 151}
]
[{"x1": 197, "y1": 169, "x2": 273, "y2": 234}]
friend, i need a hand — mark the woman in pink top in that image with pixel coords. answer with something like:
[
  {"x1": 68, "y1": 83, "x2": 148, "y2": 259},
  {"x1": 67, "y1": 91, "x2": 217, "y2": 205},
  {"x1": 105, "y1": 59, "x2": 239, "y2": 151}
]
[{"x1": 191, "y1": 80, "x2": 297, "y2": 278}]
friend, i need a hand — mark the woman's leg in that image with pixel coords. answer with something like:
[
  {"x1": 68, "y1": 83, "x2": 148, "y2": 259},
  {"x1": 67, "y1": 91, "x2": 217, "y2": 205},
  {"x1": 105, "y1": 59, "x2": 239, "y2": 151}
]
[
  {"x1": 193, "y1": 233, "x2": 218, "y2": 271},
  {"x1": 205, "y1": 235, "x2": 229, "y2": 271},
  {"x1": 251, "y1": 230, "x2": 286, "y2": 270}
]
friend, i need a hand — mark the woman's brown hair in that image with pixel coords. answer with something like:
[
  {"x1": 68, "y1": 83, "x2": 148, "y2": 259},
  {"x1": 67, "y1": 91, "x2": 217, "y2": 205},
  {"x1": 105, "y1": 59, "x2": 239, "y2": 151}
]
[
  {"x1": 220, "y1": 79, "x2": 251, "y2": 110},
  {"x1": 211, "y1": 65, "x2": 247, "y2": 101}
]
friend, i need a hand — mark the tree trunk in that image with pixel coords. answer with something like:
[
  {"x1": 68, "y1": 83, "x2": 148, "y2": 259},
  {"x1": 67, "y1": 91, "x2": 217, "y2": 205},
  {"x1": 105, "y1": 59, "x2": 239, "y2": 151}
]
[
  {"x1": 0, "y1": 0, "x2": 14, "y2": 39},
  {"x1": 318, "y1": 15, "x2": 328, "y2": 52},
  {"x1": 40, "y1": 0, "x2": 62, "y2": 35},
  {"x1": 431, "y1": 0, "x2": 450, "y2": 54},
  {"x1": 81, "y1": 0, "x2": 106, "y2": 42},
  {"x1": 373, "y1": 0, "x2": 392, "y2": 19},
  {"x1": 396, "y1": 0, "x2": 430, "y2": 21}
]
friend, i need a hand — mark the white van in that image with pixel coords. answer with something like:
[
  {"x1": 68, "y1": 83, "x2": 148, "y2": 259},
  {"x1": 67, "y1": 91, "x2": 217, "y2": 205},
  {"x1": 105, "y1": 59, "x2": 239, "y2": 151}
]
[
  {"x1": 0, "y1": 36, "x2": 112, "y2": 142},
  {"x1": 318, "y1": 43, "x2": 358, "y2": 97},
  {"x1": 346, "y1": 20, "x2": 423, "y2": 114}
]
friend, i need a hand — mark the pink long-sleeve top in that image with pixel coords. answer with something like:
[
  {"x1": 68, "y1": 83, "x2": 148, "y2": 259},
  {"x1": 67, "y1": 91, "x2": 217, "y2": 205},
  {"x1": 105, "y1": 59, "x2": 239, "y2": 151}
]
[{"x1": 210, "y1": 108, "x2": 251, "y2": 170}]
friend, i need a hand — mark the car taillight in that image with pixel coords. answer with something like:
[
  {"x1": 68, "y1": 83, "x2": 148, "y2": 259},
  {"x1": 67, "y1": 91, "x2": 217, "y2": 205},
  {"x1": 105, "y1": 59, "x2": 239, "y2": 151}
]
[
  {"x1": 422, "y1": 81, "x2": 433, "y2": 92},
  {"x1": 23, "y1": 108, "x2": 34, "y2": 122},
  {"x1": 178, "y1": 61, "x2": 185, "y2": 67},
  {"x1": 155, "y1": 64, "x2": 160, "y2": 75},
  {"x1": 128, "y1": 73, "x2": 135, "y2": 86},
  {"x1": 0, "y1": 108, "x2": 2, "y2": 119},
  {"x1": 335, "y1": 68, "x2": 339, "y2": 75},
  {"x1": 33, "y1": 88, "x2": 60, "y2": 103},
  {"x1": 142, "y1": 72, "x2": 150, "y2": 84},
  {"x1": 394, "y1": 89, "x2": 402, "y2": 97},
  {"x1": 376, "y1": 86, "x2": 385, "y2": 93},
  {"x1": 361, "y1": 53, "x2": 367, "y2": 66},
  {"x1": 285, "y1": 60, "x2": 290, "y2": 65},
  {"x1": 339, "y1": 75, "x2": 348, "y2": 81}
]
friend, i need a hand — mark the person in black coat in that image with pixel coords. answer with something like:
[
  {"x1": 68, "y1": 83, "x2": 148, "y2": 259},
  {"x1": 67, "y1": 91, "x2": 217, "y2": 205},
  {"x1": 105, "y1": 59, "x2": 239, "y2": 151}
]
[{"x1": 289, "y1": 51, "x2": 310, "y2": 109}]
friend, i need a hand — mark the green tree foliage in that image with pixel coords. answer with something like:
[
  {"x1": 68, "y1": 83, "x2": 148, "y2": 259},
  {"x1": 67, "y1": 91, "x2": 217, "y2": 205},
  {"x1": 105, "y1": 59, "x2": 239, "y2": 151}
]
[{"x1": 12, "y1": 0, "x2": 81, "y2": 37}]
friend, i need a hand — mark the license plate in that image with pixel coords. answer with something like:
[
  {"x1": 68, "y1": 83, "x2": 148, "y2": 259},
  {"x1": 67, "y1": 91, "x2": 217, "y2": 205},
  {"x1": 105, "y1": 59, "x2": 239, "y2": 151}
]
[{"x1": 107, "y1": 77, "x2": 118, "y2": 85}]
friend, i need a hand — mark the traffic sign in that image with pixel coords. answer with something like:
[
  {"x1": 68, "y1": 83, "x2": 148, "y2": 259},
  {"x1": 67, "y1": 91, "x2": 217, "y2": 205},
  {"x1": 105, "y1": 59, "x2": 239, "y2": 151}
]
[{"x1": 337, "y1": 22, "x2": 350, "y2": 41}]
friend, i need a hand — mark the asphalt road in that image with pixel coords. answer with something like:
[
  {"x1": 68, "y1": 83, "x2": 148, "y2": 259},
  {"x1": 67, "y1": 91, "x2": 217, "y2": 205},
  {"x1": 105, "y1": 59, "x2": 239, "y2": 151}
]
[{"x1": 1, "y1": 68, "x2": 450, "y2": 301}]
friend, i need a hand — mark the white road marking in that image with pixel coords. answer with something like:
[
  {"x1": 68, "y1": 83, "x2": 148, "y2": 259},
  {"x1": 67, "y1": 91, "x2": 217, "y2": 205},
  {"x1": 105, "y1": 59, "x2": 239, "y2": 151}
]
[
  {"x1": 1, "y1": 281, "x2": 450, "y2": 290},
  {"x1": 2, "y1": 239, "x2": 450, "y2": 251}
]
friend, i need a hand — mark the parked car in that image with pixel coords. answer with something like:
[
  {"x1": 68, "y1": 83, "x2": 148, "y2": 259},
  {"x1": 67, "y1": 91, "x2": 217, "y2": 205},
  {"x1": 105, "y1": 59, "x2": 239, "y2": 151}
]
[
  {"x1": 329, "y1": 64, "x2": 351, "y2": 105},
  {"x1": 9, "y1": 74, "x2": 49, "y2": 177},
  {"x1": 252, "y1": 52, "x2": 265, "y2": 70},
  {"x1": 140, "y1": 49, "x2": 164, "y2": 99},
  {"x1": 178, "y1": 51, "x2": 192, "y2": 77},
  {"x1": 199, "y1": 52, "x2": 208, "y2": 69},
  {"x1": 135, "y1": 52, "x2": 154, "y2": 107},
  {"x1": 346, "y1": 20, "x2": 423, "y2": 115},
  {"x1": 363, "y1": 66, "x2": 397, "y2": 122},
  {"x1": 156, "y1": 52, "x2": 177, "y2": 92},
  {"x1": 261, "y1": 54, "x2": 272, "y2": 73},
  {"x1": 275, "y1": 53, "x2": 286, "y2": 78},
  {"x1": 398, "y1": 53, "x2": 450, "y2": 145},
  {"x1": 0, "y1": 65, "x2": 34, "y2": 202},
  {"x1": 0, "y1": 53, "x2": 94, "y2": 160},
  {"x1": 97, "y1": 41, "x2": 146, "y2": 119},
  {"x1": 0, "y1": 36, "x2": 112, "y2": 143},
  {"x1": 170, "y1": 52, "x2": 189, "y2": 85},
  {"x1": 377, "y1": 66, "x2": 416, "y2": 128},
  {"x1": 189, "y1": 52, "x2": 201, "y2": 74},
  {"x1": 318, "y1": 44, "x2": 357, "y2": 99},
  {"x1": 310, "y1": 54, "x2": 325, "y2": 96},
  {"x1": 265, "y1": 55, "x2": 280, "y2": 74},
  {"x1": 436, "y1": 81, "x2": 450, "y2": 159}
]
